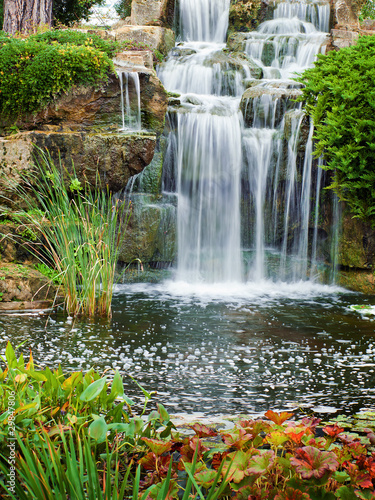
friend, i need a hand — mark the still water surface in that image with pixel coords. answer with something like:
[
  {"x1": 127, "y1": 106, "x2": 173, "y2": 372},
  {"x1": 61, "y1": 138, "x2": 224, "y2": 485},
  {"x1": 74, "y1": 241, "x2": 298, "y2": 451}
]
[{"x1": 1, "y1": 280, "x2": 375, "y2": 416}]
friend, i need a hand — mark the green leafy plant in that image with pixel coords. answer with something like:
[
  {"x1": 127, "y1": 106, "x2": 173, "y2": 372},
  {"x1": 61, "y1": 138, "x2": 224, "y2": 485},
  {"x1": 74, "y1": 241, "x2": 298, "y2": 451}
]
[
  {"x1": 114, "y1": 0, "x2": 132, "y2": 19},
  {"x1": 53, "y1": 0, "x2": 105, "y2": 27},
  {"x1": 0, "y1": 32, "x2": 114, "y2": 119},
  {"x1": 28, "y1": 29, "x2": 121, "y2": 57},
  {"x1": 296, "y1": 35, "x2": 375, "y2": 225},
  {"x1": 12, "y1": 149, "x2": 130, "y2": 317}
]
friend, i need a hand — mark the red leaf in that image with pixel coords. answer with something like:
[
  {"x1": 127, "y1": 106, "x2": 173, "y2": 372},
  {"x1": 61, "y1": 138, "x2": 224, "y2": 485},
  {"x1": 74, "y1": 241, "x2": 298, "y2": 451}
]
[
  {"x1": 141, "y1": 437, "x2": 172, "y2": 456},
  {"x1": 222, "y1": 427, "x2": 254, "y2": 449},
  {"x1": 301, "y1": 417, "x2": 322, "y2": 431},
  {"x1": 322, "y1": 423, "x2": 344, "y2": 438},
  {"x1": 275, "y1": 487, "x2": 312, "y2": 500},
  {"x1": 290, "y1": 446, "x2": 339, "y2": 479},
  {"x1": 265, "y1": 410, "x2": 294, "y2": 425},
  {"x1": 190, "y1": 423, "x2": 218, "y2": 438}
]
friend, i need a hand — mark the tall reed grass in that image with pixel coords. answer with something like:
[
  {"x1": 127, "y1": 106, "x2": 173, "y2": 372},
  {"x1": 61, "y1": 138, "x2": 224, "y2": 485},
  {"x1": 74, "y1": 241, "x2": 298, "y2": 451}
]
[{"x1": 18, "y1": 149, "x2": 130, "y2": 318}]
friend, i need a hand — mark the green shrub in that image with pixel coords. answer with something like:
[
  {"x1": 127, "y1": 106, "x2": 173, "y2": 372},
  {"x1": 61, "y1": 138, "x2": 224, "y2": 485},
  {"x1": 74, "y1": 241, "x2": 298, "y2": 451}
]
[
  {"x1": 114, "y1": 0, "x2": 132, "y2": 19},
  {"x1": 361, "y1": 0, "x2": 375, "y2": 19},
  {"x1": 0, "y1": 34, "x2": 114, "y2": 118},
  {"x1": 297, "y1": 35, "x2": 375, "y2": 224},
  {"x1": 0, "y1": 0, "x2": 3, "y2": 31},
  {"x1": 53, "y1": 0, "x2": 105, "y2": 27},
  {"x1": 28, "y1": 28, "x2": 121, "y2": 57}
]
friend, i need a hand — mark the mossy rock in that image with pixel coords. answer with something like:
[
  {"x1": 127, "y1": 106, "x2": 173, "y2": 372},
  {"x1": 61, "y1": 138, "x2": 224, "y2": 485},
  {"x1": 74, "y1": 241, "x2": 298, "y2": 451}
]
[
  {"x1": 229, "y1": 0, "x2": 263, "y2": 34},
  {"x1": 0, "y1": 263, "x2": 57, "y2": 303}
]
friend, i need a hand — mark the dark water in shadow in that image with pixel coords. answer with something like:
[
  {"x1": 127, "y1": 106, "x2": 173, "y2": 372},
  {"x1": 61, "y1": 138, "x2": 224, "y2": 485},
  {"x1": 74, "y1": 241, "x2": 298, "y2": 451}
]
[{"x1": 1, "y1": 280, "x2": 374, "y2": 416}]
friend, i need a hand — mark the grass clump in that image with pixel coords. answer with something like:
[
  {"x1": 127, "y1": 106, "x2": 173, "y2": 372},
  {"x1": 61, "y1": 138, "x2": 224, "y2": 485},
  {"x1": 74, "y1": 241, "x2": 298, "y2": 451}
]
[
  {"x1": 17, "y1": 150, "x2": 129, "y2": 318},
  {"x1": 0, "y1": 30, "x2": 116, "y2": 119}
]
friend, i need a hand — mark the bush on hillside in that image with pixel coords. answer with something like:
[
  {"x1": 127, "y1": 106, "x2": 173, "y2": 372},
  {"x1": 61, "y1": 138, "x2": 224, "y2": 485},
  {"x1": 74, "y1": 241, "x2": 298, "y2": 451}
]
[
  {"x1": 115, "y1": 0, "x2": 132, "y2": 19},
  {"x1": 297, "y1": 36, "x2": 375, "y2": 224},
  {"x1": 0, "y1": 31, "x2": 115, "y2": 118}
]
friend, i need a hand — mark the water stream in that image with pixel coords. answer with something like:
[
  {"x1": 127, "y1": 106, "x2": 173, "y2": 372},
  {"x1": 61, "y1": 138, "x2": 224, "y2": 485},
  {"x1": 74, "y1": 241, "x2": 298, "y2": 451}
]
[{"x1": 158, "y1": 0, "x2": 331, "y2": 284}]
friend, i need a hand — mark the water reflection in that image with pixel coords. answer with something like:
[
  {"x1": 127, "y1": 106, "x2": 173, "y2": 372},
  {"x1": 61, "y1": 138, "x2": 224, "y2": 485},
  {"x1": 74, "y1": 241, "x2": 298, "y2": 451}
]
[{"x1": 1, "y1": 282, "x2": 374, "y2": 416}]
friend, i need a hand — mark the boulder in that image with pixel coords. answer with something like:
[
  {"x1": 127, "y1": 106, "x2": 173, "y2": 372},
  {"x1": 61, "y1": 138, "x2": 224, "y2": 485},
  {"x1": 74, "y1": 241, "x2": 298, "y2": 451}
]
[
  {"x1": 0, "y1": 130, "x2": 156, "y2": 199},
  {"x1": 113, "y1": 25, "x2": 175, "y2": 57},
  {"x1": 31, "y1": 71, "x2": 167, "y2": 134},
  {"x1": 203, "y1": 50, "x2": 262, "y2": 80},
  {"x1": 331, "y1": 29, "x2": 359, "y2": 50},
  {"x1": 114, "y1": 50, "x2": 154, "y2": 69},
  {"x1": 240, "y1": 86, "x2": 302, "y2": 128},
  {"x1": 333, "y1": 0, "x2": 360, "y2": 28},
  {"x1": 229, "y1": 0, "x2": 270, "y2": 34},
  {"x1": 119, "y1": 194, "x2": 176, "y2": 264},
  {"x1": 131, "y1": 0, "x2": 175, "y2": 28},
  {"x1": 0, "y1": 263, "x2": 57, "y2": 303}
]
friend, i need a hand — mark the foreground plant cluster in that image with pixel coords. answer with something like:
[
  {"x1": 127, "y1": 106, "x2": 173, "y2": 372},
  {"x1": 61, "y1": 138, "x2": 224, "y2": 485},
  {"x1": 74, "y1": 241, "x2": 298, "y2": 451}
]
[{"x1": 0, "y1": 343, "x2": 374, "y2": 499}]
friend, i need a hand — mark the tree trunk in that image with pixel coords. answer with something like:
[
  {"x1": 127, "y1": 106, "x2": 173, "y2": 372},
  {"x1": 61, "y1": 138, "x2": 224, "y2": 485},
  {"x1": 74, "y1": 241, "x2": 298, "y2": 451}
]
[{"x1": 3, "y1": 0, "x2": 53, "y2": 35}]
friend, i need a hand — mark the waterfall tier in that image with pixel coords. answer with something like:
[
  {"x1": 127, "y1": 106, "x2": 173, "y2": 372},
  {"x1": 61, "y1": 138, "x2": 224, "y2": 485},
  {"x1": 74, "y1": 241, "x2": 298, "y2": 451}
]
[{"x1": 157, "y1": 0, "x2": 333, "y2": 283}]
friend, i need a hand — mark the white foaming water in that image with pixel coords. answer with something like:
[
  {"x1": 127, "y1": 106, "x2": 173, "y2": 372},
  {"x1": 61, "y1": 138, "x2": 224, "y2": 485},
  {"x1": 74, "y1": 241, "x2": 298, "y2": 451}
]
[
  {"x1": 157, "y1": 0, "x2": 335, "y2": 288},
  {"x1": 118, "y1": 71, "x2": 141, "y2": 131},
  {"x1": 274, "y1": 0, "x2": 330, "y2": 32},
  {"x1": 175, "y1": 97, "x2": 243, "y2": 282},
  {"x1": 114, "y1": 280, "x2": 346, "y2": 305},
  {"x1": 158, "y1": 42, "x2": 251, "y2": 97},
  {"x1": 179, "y1": 0, "x2": 230, "y2": 42},
  {"x1": 244, "y1": 2, "x2": 329, "y2": 80}
]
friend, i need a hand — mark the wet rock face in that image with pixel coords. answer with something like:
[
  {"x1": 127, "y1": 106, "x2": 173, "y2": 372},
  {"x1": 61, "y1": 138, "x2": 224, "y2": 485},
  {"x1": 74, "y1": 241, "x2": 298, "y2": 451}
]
[
  {"x1": 204, "y1": 49, "x2": 263, "y2": 80},
  {"x1": 229, "y1": 0, "x2": 271, "y2": 34},
  {"x1": 240, "y1": 86, "x2": 302, "y2": 128},
  {"x1": 0, "y1": 263, "x2": 57, "y2": 302},
  {"x1": 113, "y1": 25, "x2": 175, "y2": 57},
  {"x1": 131, "y1": 0, "x2": 175, "y2": 28},
  {"x1": 339, "y1": 211, "x2": 375, "y2": 270},
  {"x1": 118, "y1": 194, "x2": 176, "y2": 264},
  {"x1": 0, "y1": 131, "x2": 156, "y2": 199},
  {"x1": 31, "y1": 71, "x2": 168, "y2": 135}
]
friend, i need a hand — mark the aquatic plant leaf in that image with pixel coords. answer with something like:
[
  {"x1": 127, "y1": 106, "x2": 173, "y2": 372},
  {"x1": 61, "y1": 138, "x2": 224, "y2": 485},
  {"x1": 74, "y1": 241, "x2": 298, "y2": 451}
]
[
  {"x1": 222, "y1": 427, "x2": 254, "y2": 449},
  {"x1": 265, "y1": 410, "x2": 294, "y2": 425},
  {"x1": 194, "y1": 468, "x2": 218, "y2": 489},
  {"x1": 335, "y1": 486, "x2": 358, "y2": 500},
  {"x1": 79, "y1": 376, "x2": 107, "y2": 402},
  {"x1": 355, "y1": 489, "x2": 375, "y2": 499},
  {"x1": 274, "y1": 487, "x2": 312, "y2": 500},
  {"x1": 301, "y1": 417, "x2": 322, "y2": 431},
  {"x1": 157, "y1": 403, "x2": 170, "y2": 423},
  {"x1": 333, "y1": 471, "x2": 350, "y2": 483},
  {"x1": 190, "y1": 423, "x2": 218, "y2": 438},
  {"x1": 285, "y1": 426, "x2": 311, "y2": 444},
  {"x1": 266, "y1": 430, "x2": 289, "y2": 447},
  {"x1": 61, "y1": 371, "x2": 82, "y2": 391},
  {"x1": 222, "y1": 450, "x2": 257, "y2": 483},
  {"x1": 89, "y1": 416, "x2": 108, "y2": 443},
  {"x1": 290, "y1": 446, "x2": 339, "y2": 479},
  {"x1": 307, "y1": 488, "x2": 335, "y2": 500},
  {"x1": 147, "y1": 477, "x2": 179, "y2": 500},
  {"x1": 322, "y1": 423, "x2": 344, "y2": 438},
  {"x1": 246, "y1": 450, "x2": 275, "y2": 475},
  {"x1": 142, "y1": 437, "x2": 172, "y2": 456}
]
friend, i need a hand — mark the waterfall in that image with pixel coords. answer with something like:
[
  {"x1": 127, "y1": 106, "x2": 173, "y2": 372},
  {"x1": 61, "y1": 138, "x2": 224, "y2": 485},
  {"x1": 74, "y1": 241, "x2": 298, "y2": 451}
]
[
  {"x1": 179, "y1": 0, "x2": 230, "y2": 42},
  {"x1": 159, "y1": 0, "x2": 331, "y2": 284},
  {"x1": 118, "y1": 71, "x2": 142, "y2": 131}
]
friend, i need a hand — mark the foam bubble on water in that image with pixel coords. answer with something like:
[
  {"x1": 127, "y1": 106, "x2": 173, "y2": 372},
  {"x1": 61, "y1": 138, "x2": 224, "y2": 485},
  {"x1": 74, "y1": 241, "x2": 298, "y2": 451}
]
[{"x1": 114, "y1": 280, "x2": 345, "y2": 304}]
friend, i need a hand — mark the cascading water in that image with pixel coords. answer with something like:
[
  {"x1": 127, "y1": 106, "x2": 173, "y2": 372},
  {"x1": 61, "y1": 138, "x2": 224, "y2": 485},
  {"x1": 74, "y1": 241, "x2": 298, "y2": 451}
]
[
  {"x1": 118, "y1": 71, "x2": 142, "y2": 131},
  {"x1": 159, "y1": 0, "x2": 332, "y2": 284}
]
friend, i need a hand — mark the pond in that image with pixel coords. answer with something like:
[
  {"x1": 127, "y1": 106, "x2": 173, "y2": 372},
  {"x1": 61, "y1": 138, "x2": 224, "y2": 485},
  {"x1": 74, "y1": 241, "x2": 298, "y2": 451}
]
[{"x1": 1, "y1": 279, "x2": 375, "y2": 417}]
